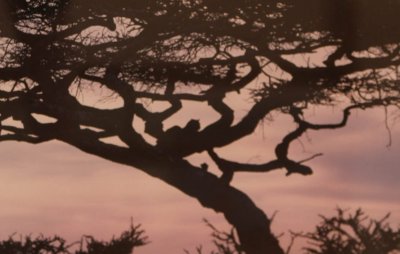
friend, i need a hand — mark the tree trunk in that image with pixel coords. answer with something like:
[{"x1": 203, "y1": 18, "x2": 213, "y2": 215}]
[
  {"x1": 62, "y1": 137, "x2": 284, "y2": 254},
  {"x1": 154, "y1": 160, "x2": 285, "y2": 254}
]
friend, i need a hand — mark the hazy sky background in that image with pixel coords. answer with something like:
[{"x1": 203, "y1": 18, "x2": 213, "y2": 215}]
[
  {"x1": 1, "y1": 2, "x2": 400, "y2": 253},
  {"x1": 0, "y1": 102, "x2": 399, "y2": 253}
]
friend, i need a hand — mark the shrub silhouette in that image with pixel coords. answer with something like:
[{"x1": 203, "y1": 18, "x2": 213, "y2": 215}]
[
  {"x1": 0, "y1": 223, "x2": 147, "y2": 254},
  {"x1": 186, "y1": 209, "x2": 400, "y2": 254},
  {"x1": 1, "y1": 210, "x2": 399, "y2": 254}
]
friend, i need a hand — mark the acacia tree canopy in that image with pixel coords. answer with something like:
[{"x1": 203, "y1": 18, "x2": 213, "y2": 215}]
[{"x1": 0, "y1": 1, "x2": 399, "y2": 254}]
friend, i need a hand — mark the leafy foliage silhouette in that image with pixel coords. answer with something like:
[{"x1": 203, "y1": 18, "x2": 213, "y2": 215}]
[
  {"x1": 186, "y1": 209, "x2": 400, "y2": 254},
  {"x1": 1, "y1": 0, "x2": 400, "y2": 253},
  {"x1": 0, "y1": 222, "x2": 147, "y2": 254},
  {"x1": 2, "y1": 210, "x2": 398, "y2": 254},
  {"x1": 300, "y1": 209, "x2": 400, "y2": 254}
]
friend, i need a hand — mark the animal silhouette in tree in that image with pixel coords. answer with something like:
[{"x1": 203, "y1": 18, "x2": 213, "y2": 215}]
[{"x1": 0, "y1": 1, "x2": 399, "y2": 253}]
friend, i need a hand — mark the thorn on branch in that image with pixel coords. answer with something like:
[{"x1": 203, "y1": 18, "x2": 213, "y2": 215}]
[{"x1": 297, "y1": 153, "x2": 323, "y2": 164}]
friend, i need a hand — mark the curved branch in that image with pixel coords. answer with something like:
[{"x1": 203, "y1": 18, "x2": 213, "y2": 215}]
[
  {"x1": 56, "y1": 131, "x2": 284, "y2": 254},
  {"x1": 208, "y1": 149, "x2": 284, "y2": 183}
]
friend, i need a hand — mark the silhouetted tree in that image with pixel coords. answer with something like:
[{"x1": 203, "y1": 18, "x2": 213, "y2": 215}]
[
  {"x1": 1, "y1": 209, "x2": 398, "y2": 254},
  {"x1": 0, "y1": 222, "x2": 147, "y2": 254},
  {"x1": 186, "y1": 209, "x2": 400, "y2": 254},
  {"x1": 1, "y1": 1, "x2": 399, "y2": 253},
  {"x1": 300, "y1": 209, "x2": 400, "y2": 254}
]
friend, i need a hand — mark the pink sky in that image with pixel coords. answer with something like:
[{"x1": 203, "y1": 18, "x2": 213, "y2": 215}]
[
  {"x1": 0, "y1": 104, "x2": 399, "y2": 253},
  {"x1": 1, "y1": 4, "x2": 399, "y2": 253}
]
